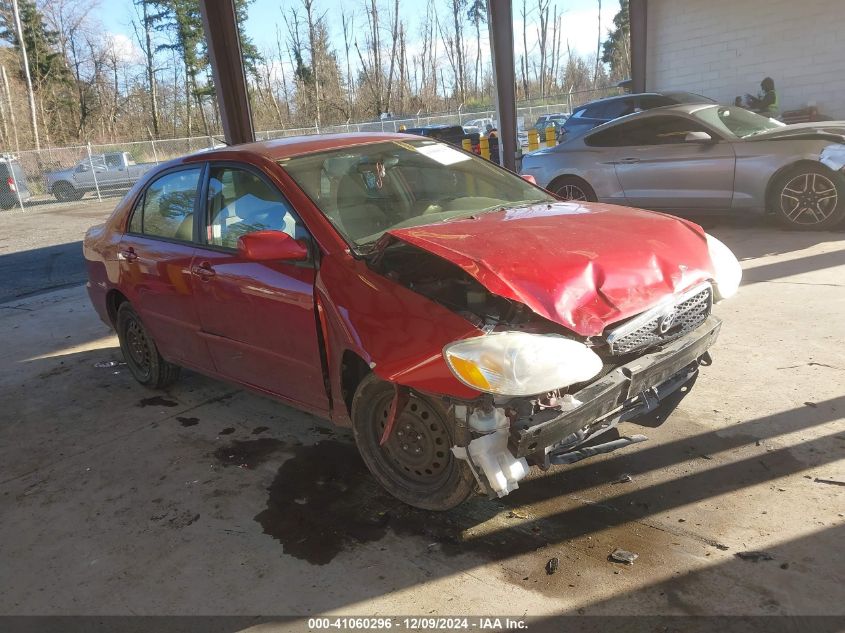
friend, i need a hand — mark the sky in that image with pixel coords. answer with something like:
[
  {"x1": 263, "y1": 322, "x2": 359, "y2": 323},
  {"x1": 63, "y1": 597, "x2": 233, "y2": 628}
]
[{"x1": 97, "y1": 0, "x2": 621, "y2": 71}]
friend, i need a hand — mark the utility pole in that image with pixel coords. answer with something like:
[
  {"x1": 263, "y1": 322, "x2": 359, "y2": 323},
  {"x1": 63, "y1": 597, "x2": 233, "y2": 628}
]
[{"x1": 11, "y1": 0, "x2": 40, "y2": 150}]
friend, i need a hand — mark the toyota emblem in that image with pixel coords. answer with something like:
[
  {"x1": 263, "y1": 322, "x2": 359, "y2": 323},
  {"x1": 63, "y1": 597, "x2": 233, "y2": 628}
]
[{"x1": 658, "y1": 310, "x2": 677, "y2": 334}]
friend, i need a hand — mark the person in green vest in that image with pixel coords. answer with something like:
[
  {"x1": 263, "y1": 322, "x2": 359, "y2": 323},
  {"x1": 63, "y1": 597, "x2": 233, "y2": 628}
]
[{"x1": 745, "y1": 77, "x2": 779, "y2": 117}]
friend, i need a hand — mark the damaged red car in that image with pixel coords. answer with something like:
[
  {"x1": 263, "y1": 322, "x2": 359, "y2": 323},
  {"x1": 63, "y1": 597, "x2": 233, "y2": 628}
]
[{"x1": 83, "y1": 133, "x2": 742, "y2": 510}]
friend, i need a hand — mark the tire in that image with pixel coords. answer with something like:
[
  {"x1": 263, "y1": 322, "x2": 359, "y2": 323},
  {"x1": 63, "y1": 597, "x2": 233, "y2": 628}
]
[
  {"x1": 53, "y1": 182, "x2": 81, "y2": 202},
  {"x1": 771, "y1": 164, "x2": 845, "y2": 230},
  {"x1": 116, "y1": 302, "x2": 181, "y2": 389},
  {"x1": 549, "y1": 175, "x2": 598, "y2": 202},
  {"x1": 351, "y1": 373, "x2": 475, "y2": 511}
]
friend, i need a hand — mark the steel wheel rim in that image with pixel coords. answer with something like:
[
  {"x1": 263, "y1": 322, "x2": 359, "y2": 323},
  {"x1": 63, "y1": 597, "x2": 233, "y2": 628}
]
[
  {"x1": 557, "y1": 183, "x2": 588, "y2": 201},
  {"x1": 125, "y1": 317, "x2": 152, "y2": 378},
  {"x1": 780, "y1": 173, "x2": 838, "y2": 225},
  {"x1": 374, "y1": 395, "x2": 452, "y2": 488}
]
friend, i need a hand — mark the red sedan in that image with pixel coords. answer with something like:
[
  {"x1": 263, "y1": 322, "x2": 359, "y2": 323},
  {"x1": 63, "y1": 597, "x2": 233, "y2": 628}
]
[{"x1": 83, "y1": 133, "x2": 741, "y2": 510}]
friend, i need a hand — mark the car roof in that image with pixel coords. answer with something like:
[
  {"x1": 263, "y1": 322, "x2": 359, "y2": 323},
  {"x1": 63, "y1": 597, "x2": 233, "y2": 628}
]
[
  {"x1": 182, "y1": 132, "x2": 424, "y2": 163},
  {"x1": 574, "y1": 91, "x2": 715, "y2": 110}
]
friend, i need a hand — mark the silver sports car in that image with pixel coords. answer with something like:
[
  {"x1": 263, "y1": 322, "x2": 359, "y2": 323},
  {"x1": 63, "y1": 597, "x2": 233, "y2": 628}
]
[{"x1": 521, "y1": 104, "x2": 845, "y2": 230}]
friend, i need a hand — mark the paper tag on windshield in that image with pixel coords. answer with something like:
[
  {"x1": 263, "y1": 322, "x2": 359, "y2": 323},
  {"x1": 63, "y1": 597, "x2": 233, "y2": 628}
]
[{"x1": 415, "y1": 143, "x2": 471, "y2": 165}]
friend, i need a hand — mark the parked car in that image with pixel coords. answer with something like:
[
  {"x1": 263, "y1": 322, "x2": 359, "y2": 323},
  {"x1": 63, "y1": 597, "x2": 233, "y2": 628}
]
[
  {"x1": 533, "y1": 112, "x2": 569, "y2": 136},
  {"x1": 405, "y1": 124, "x2": 480, "y2": 154},
  {"x1": 45, "y1": 151, "x2": 155, "y2": 201},
  {"x1": 522, "y1": 103, "x2": 845, "y2": 230},
  {"x1": 463, "y1": 117, "x2": 495, "y2": 134},
  {"x1": 561, "y1": 91, "x2": 716, "y2": 139},
  {"x1": 0, "y1": 157, "x2": 32, "y2": 209},
  {"x1": 84, "y1": 133, "x2": 740, "y2": 510}
]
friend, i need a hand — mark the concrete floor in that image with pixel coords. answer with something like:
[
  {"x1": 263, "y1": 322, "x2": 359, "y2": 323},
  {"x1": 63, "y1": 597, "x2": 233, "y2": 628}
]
[{"x1": 0, "y1": 215, "x2": 843, "y2": 621}]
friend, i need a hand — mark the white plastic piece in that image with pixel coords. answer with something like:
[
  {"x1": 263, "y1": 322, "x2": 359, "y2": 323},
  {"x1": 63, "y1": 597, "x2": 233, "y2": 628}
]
[
  {"x1": 468, "y1": 407, "x2": 508, "y2": 434},
  {"x1": 453, "y1": 428, "x2": 530, "y2": 497},
  {"x1": 559, "y1": 394, "x2": 583, "y2": 412}
]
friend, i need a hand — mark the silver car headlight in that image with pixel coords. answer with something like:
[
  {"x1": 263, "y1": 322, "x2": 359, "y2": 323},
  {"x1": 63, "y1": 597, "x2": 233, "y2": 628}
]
[
  {"x1": 444, "y1": 332, "x2": 603, "y2": 396},
  {"x1": 705, "y1": 233, "x2": 742, "y2": 301}
]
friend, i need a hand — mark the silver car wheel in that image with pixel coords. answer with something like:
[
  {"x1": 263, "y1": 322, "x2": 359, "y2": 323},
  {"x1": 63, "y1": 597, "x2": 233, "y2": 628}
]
[
  {"x1": 557, "y1": 184, "x2": 588, "y2": 201},
  {"x1": 780, "y1": 173, "x2": 839, "y2": 225}
]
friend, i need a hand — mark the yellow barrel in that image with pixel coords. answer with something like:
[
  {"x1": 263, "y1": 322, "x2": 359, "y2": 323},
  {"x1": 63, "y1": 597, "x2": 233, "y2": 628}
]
[
  {"x1": 462, "y1": 137, "x2": 472, "y2": 152},
  {"x1": 528, "y1": 129, "x2": 540, "y2": 152},
  {"x1": 399, "y1": 124, "x2": 406, "y2": 131},
  {"x1": 545, "y1": 126, "x2": 556, "y2": 147},
  {"x1": 480, "y1": 136, "x2": 490, "y2": 160}
]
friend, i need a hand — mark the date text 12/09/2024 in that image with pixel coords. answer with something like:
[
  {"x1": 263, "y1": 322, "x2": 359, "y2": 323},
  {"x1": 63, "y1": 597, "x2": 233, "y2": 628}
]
[{"x1": 307, "y1": 617, "x2": 528, "y2": 630}]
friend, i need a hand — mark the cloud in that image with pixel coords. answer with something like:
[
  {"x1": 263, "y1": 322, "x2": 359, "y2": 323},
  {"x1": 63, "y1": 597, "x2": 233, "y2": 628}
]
[{"x1": 104, "y1": 32, "x2": 143, "y2": 65}]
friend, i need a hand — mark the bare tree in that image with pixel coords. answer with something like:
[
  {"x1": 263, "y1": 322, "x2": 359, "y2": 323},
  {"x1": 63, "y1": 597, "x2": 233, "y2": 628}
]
[
  {"x1": 594, "y1": 0, "x2": 601, "y2": 85},
  {"x1": 11, "y1": 0, "x2": 39, "y2": 148}
]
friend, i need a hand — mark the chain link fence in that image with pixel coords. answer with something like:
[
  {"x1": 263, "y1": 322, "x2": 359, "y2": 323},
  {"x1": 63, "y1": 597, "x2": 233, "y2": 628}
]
[{"x1": 1, "y1": 86, "x2": 620, "y2": 214}]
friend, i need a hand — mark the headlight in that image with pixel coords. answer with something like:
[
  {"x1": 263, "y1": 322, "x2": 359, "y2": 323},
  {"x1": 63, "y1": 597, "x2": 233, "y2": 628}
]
[
  {"x1": 443, "y1": 332, "x2": 603, "y2": 396},
  {"x1": 705, "y1": 233, "x2": 742, "y2": 301}
]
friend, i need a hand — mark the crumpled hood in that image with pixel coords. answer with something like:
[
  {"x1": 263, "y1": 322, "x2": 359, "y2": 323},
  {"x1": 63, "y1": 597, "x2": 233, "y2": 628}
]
[{"x1": 388, "y1": 201, "x2": 715, "y2": 336}]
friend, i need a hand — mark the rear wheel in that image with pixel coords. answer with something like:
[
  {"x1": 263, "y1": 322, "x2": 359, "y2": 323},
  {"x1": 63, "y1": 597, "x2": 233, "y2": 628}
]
[
  {"x1": 116, "y1": 302, "x2": 181, "y2": 389},
  {"x1": 351, "y1": 374, "x2": 475, "y2": 511},
  {"x1": 549, "y1": 175, "x2": 597, "y2": 202},
  {"x1": 771, "y1": 164, "x2": 845, "y2": 230}
]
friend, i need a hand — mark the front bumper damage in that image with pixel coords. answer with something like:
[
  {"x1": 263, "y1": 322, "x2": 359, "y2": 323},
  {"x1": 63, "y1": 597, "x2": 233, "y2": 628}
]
[{"x1": 453, "y1": 316, "x2": 722, "y2": 498}]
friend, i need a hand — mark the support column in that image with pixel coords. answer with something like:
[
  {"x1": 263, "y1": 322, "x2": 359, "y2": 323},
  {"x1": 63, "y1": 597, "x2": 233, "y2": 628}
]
[
  {"x1": 199, "y1": 0, "x2": 254, "y2": 145},
  {"x1": 487, "y1": 0, "x2": 517, "y2": 171},
  {"x1": 630, "y1": 0, "x2": 648, "y2": 93}
]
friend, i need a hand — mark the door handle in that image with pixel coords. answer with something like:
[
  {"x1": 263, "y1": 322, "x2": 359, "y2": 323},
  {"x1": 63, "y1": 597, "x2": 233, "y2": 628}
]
[
  {"x1": 191, "y1": 261, "x2": 216, "y2": 280},
  {"x1": 119, "y1": 247, "x2": 138, "y2": 262},
  {"x1": 618, "y1": 157, "x2": 641, "y2": 164}
]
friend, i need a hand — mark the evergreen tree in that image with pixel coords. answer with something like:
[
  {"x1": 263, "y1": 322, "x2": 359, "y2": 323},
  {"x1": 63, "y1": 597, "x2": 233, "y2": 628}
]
[{"x1": 600, "y1": 0, "x2": 630, "y2": 81}]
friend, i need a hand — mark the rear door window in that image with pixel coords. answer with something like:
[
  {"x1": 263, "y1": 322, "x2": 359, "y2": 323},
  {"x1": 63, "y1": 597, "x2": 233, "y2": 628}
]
[{"x1": 129, "y1": 168, "x2": 201, "y2": 241}]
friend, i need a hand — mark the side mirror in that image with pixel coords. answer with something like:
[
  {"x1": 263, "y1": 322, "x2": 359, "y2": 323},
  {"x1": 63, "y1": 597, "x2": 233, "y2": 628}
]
[
  {"x1": 685, "y1": 131, "x2": 714, "y2": 143},
  {"x1": 237, "y1": 230, "x2": 308, "y2": 262},
  {"x1": 77, "y1": 163, "x2": 89, "y2": 172}
]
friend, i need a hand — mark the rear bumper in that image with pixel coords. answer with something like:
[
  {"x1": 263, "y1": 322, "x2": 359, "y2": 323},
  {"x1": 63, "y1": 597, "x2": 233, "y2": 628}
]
[{"x1": 510, "y1": 316, "x2": 722, "y2": 459}]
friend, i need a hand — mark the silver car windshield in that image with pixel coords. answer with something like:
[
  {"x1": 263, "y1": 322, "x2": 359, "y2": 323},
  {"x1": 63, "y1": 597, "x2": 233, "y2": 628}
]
[
  {"x1": 280, "y1": 140, "x2": 554, "y2": 247},
  {"x1": 696, "y1": 106, "x2": 785, "y2": 139}
]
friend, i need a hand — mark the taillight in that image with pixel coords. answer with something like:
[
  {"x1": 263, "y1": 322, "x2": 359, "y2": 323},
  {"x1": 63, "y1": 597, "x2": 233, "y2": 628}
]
[{"x1": 7, "y1": 176, "x2": 15, "y2": 193}]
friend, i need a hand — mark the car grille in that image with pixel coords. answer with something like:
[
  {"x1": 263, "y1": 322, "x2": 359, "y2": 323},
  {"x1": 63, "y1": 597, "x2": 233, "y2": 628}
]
[{"x1": 606, "y1": 284, "x2": 712, "y2": 355}]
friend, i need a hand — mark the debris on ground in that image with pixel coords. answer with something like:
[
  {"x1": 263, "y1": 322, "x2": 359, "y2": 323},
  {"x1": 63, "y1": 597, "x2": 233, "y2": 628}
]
[
  {"x1": 735, "y1": 551, "x2": 775, "y2": 562},
  {"x1": 94, "y1": 360, "x2": 124, "y2": 368},
  {"x1": 609, "y1": 549, "x2": 638, "y2": 565},
  {"x1": 545, "y1": 557, "x2": 559, "y2": 575},
  {"x1": 507, "y1": 509, "x2": 529, "y2": 519},
  {"x1": 612, "y1": 474, "x2": 633, "y2": 484},
  {"x1": 813, "y1": 478, "x2": 845, "y2": 487},
  {"x1": 803, "y1": 401, "x2": 818, "y2": 408}
]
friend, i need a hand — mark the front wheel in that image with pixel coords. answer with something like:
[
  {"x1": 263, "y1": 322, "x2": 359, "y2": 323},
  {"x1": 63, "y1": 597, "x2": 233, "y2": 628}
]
[
  {"x1": 53, "y1": 182, "x2": 82, "y2": 202},
  {"x1": 772, "y1": 165, "x2": 845, "y2": 230},
  {"x1": 116, "y1": 302, "x2": 181, "y2": 389},
  {"x1": 351, "y1": 374, "x2": 475, "y2": 511},
  {"x1": 549, "y1": 175, "x2": 597, "y2": 202}
]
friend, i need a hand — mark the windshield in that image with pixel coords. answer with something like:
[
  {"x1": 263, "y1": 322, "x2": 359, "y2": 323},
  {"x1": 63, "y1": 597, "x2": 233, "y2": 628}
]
[
  {"x1": 280, "y1": 140, "x2": 554, "y2": 247},
  {"x1": 695, "y1": 106, "x2": 785, "y2": 139}
]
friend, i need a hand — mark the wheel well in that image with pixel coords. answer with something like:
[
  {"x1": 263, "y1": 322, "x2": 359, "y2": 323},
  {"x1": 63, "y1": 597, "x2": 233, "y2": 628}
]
[
  {"x1": 106, "y1": 290, "x2": 128, "y2": 326},
  {"x1": 53, "y1": 180, "x2": 73, "y2": 190},
  {"x1": 764, "y1": 160, "x2": 834, "y2": 213},
  {"x1": 341, "y1": 350, "x2": 371, "y2": 417}
]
